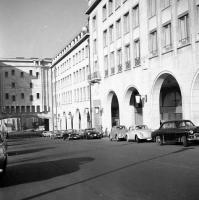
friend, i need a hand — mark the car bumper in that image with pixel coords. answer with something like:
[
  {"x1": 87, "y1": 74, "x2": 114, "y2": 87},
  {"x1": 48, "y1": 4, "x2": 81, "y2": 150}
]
[{"x1": 188, "y1": 134, "x2": 199, "y2": 141}]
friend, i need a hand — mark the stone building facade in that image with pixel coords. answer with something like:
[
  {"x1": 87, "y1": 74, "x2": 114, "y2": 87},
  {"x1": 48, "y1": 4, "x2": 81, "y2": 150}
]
[
  {"x1": 0, "y1": 58, "x2": 52, "y2": 131},
  {"x1": 86, "y1": 0, "x2": 199, "y2": 132}
]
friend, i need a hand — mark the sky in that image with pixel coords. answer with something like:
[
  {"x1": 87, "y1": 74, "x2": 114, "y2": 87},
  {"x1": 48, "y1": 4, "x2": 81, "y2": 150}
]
[{"x1": 0, "y1": 0, "x2": 88, "y2": 59}]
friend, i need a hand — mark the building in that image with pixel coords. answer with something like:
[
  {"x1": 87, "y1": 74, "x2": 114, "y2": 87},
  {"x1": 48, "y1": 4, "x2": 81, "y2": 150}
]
[
  {"x1": 0, "y1": 57, "x2": 52, "y2": 131},
  {"x1": 85, "y1": 0, "x2": 199, "y2": 132},
  {"x1": 51, "y1": 29, "x2": 94, "y2": 131}
]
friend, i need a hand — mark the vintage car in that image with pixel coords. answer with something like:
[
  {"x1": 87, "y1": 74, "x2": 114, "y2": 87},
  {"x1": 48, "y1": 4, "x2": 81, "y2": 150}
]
[
  {"x1": 0, "y1": 133, "x2": 7, "y2": 176},
  {"x1": 126, "y1": 125, "x2": 152, "y2": 143},
  {"x1": 68, "y1": 133, "x2": 81, "y2": 140},
  {"x1": 109, "y1": 125, "x2": 127, "y2": 141},
  {"x1": 84, "y1": 128, "x2": 102, "y2": 139},
  {"x1": 152, "y1": 120, "x2": 199, "y2": 147}
]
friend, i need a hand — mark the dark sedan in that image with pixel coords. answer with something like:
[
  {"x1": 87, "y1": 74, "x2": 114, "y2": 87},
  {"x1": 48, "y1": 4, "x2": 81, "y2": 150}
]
[
  {"x1": 0, "y1": 133, "x2": 7, "y2": 176},
  {"x1": 68, "y1": 133, "x2": 81, "y2": 140},
  {"x1": 152, "y1": 120, "x2": 199, "y2": 146},
  {"x1": 84, "y1": 128, "x2": 102, "y2": 139}
]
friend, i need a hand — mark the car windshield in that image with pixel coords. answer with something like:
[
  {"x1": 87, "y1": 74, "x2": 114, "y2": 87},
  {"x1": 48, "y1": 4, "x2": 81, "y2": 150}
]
[
  {"x1": 135, "y1": 125, "x2": 148, "y2": 130},
  {"x1": 117, "y1": 126, "x2": 125, "y2": 130},
  {"x1": 161, "y1": 122, "x2": 176, "y2": 129},
  {"x1": 177, "y1": 121, "x2": 195, "y2": 128}
]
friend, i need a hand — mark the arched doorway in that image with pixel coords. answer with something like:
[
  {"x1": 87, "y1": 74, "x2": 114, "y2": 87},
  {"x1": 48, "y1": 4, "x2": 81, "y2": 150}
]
[
  {"x1": 152, "y1": 73, "x2": 182, "y2": 128},
  {"x1": 111, "y1": 93, "x2": 120, "y2": 126},
  {"x1": 160, "y1": 76, "x2": 182, "y2": 122},
  {"x1": 191, "y1": 72, "x2": 199, "y2": 124},
  {"x1": 124, "y1": 87, "x2": 143, "y2": 127}
]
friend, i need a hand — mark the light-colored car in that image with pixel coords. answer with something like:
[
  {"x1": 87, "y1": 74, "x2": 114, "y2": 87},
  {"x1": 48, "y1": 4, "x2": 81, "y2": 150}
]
[
  {"x1": 126, "y1": 125, "x2": 152, "y2": 143},
  {"x1": 42, "y1": 131, "x2": 52, "y2": 137},
  {"x1": 109, "y1": 125, "x2": 127, "y2": 141}
]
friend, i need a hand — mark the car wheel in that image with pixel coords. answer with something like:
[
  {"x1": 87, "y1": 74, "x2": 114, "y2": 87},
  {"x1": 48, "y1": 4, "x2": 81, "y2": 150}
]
[
  {"x1": 156, "y1": 136, "x2": 163, "y2": 145},
  {"x1": 135, "y1": 135, "x2": 140, "y2": 143},
  {"x1": 181, "y1": 135, "x2": 188, "y2": 147}
]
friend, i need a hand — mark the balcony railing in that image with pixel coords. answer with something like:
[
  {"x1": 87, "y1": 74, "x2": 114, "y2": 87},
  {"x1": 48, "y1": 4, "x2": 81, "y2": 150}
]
[
  {"x1": 88, "y1": 71, "x2": 101, "y2": 83},
  {"x1": 104, "y1": 69, "x2": 108, "y2": 77},
  {"x1": 134, "y1": 57, "x2": 140, "y2": 67},
  {"x1": 125, "y1": 61, "x2": 131, "y2": 70},
  {"x1": 111, "y1": 67, "x2": 115, "y2": 75},
  {"x1": 117, "y1": 64, "x2": 122, "y2": 73}
]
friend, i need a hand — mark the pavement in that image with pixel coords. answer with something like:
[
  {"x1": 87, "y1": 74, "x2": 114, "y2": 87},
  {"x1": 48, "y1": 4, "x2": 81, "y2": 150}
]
[{"x1": 0, "y1": 137, "x2": 199, "y2": 200}]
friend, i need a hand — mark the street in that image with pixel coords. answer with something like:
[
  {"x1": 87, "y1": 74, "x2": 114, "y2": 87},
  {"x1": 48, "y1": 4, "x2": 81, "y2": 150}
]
[{"x1": 1, "y1": 137, "x2": 199, "y2": 200}]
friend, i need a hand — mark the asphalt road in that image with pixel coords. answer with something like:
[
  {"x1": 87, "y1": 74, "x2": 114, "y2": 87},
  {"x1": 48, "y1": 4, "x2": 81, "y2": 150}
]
[{"x1": 1, "y1": 136, "x2": 199, "y2": 200}]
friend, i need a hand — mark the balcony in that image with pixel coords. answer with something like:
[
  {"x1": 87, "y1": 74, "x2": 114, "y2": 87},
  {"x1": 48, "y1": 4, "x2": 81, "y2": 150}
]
[
  {"x1": 111, "y1": 67, "x2": 115, "y2": 75},
  {"x1": 135, "y1": 58, "x2": 140, "y2": 67},
  {"x1": 88, "y1": 71, "x2": 101, "y2": 83},
  {"x1": 117, "y1": 64, "x2": 122, "y2": 73},
  {"x1": 104, "y1": 69, "x2": 108, "y2": 78},
  {"x1": 125, "y1": 61, "x2": 131, "y2": 70}
]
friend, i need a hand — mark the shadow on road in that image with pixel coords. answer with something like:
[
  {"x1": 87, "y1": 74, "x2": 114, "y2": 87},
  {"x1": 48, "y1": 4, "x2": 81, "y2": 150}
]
[
  {"x1": 8, "y1": 147, "x2": 55, "y2": 156},
  {"x1": 16, "y1": 147, "x2": 193, "y2": 200},
  {"x1": 0, "y1": 157, "x2": 94, "y2": 188}
]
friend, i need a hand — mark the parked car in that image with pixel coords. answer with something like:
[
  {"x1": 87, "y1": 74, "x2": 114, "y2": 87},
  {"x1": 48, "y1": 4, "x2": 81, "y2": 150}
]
[
  {"x1": 109, "y1": 125, "x2": 127, "y2": 141},
  {"x1": 42, "y1": 131, "x2": 52, "y2": 137},
  {"x1": 0, "y1": 133, "x2": 7, "y2": 176},
  {"x1": 68, "y1": 133, "x2": 81, "y2": 140},
  {"x1": 50, "y1": 131, "x2": 63, "y2": 139},
  {"x1": 83, "y1": 128, "x2": 102, "y2": 139},
  {"x1": 126, "y1": 125, "x2": 152, "y2": 143},
  {"x1": 63, "y1": 129, "x2": 77, "y2": 140},
  {"x1": 152, "y1": 120, "x2": 199, "y2": 147}
]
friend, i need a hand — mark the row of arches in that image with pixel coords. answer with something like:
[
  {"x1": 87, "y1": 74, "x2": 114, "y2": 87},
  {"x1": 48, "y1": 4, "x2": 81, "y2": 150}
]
[{"x1": 106, "y1": 73, "x2": 183, "y2": 130}]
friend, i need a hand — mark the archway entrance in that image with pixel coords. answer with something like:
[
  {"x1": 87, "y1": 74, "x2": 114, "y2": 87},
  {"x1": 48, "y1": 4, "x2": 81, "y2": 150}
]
[
  {"x1": 124, "y1": 87, "x2": 143, "y2": 127},
  {"x1": 111, "y1": 93, "x2": 119, "y2": 126},
  {"x1": 160, "y1": 76, "x2": 182, "y2": 122},
  {"x1": 192, "y1": 73, "x2": 199, "y2": 124}
]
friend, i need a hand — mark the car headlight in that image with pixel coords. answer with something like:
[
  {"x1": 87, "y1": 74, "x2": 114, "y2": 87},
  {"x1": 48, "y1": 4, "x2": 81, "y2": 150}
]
[{"x1": 189, "y1": 130, "x2": 194, "y2": 135}]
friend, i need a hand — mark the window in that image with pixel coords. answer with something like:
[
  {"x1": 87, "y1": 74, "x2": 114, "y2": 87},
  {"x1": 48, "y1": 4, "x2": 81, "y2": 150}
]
[
  {"x1": 21, "y1": 72, "x2": 24, "y2": 77},
  {"x1": 109, "y1": 24, "x2": 114, "y2": 43},
  {"x1": 162, "y1": 23, "x2": 172, "y2": 51},
  {"x1": 115, "y1": 0, "x2": 121, "y2": 9},
  {"x1": 93, "y1": 60, "x2": 98, "y2": 72},
  {"x1": 93, "y1": 39, "x2": 97, "y2": 55},
  {"x1": 125, "y1": 45, "x2": 131, "y2": 69},
  {"x1": 85, "y1": 45, "x2": 89, "y2": 58},
  {"x1": 110, "y1": 51, "x2": 115, "y2": 74},
  {"x1": 108, "y1": 0, "x2": 113, "y2": 15},
  {"x1": 12, "y1": 82, "x2": 15, "y2": 88},
  {"x1": 117, "y1": 49, "x2": 122, "y2": 72},
  {"x1": 37, "y1": 93, "x2": 40, "y2": 99},
  {"x1": 5, "y1": 71, "x2": 8, "y2": 78},
  {"x1": 12, "y1": 95, "x2": 16, "y2": 102},
  {"x1": 103, "y1": 30, "x2": 108, "y2": 47},
  {"x1": 123, "y1": 12, "x2": 130, "y2": 34},
  {"x1": 92, "y1": 15, "x2": 97, "y2": 30},
  {"x1": 102, "y1": 4, "x2": 107, "y2": 21},
  {"x1": 30, "y1": 95, "x2": 33, "y2": 101},
  {"x1": 36, "y1": 72, "x2": 39, "y2": 78},
  {"x1": 11, "y1": 69, "x2": 15, "y2": 76},
  {"x1": 116, "y1": 18, "x2": 121, "y2": 39},
  {"x1": 29, "y1": 70, "x2": 33, "y2": 76},
  {"x1": 37, "y1": 106, "x2": 40, "y2": 112},
  {"x1": 5, "y1": 93, "x2": 9, "y2": 100},
  {"x1": 134, "y1": 39, "x2": 140, "y2": 66},
  {"x1": 21, "y1": 93, "x2": 24, "y2": 99},
  {"x1": 133, "y1": 5, "x2": 139, "y2": 28},
  {"x1": 149, "y1": 30, "x2": 158, "y2": 56},
  {"x1": 178, "y1": 14, "x2": 190, "y2": 45},
  {"x1": 30, "y1": 82, "x2": 33, "y2": 88},
  {"x1": 148, "y1": 0, "x2": 156, "y2": 17},
  {"x1": 104, "y1": 55, "x2": 108, "y2": 77},
  {"x1": 161, "y1": 0, "x2": 170, "y2": 9}
]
